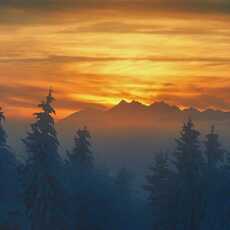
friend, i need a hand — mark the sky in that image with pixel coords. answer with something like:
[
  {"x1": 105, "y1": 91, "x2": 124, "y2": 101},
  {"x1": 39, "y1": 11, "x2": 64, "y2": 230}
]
[{"x1": 1, "y1": 0, "x2": 230, "y2": 119}]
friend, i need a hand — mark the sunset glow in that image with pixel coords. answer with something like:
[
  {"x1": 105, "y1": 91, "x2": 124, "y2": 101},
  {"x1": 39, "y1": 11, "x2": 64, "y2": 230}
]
[{"x1": 1, "y1": 2, "x2": 230, "y2": 119}]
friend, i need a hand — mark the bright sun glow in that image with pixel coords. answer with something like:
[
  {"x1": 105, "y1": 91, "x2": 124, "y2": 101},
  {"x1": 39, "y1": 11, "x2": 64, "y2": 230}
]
[{"x1": 1, "y1": 11, "x2": 230, "y2": 118}]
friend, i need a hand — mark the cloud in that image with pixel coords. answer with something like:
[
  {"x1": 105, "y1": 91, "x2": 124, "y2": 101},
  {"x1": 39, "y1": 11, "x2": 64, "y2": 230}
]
[
  {"x1": 156, "y1": 93, "x2": 230, "y2": 110},
  {"x1": 0, "y1": 55, "x2": 124, "y2": 64},
  {"x1": 1, "y1": 55, "x2": 230, "y2": 65},
  {"x1": 1, "y1": 0, "x2": 230, "y2": 12},
  {"x1": 154, "y1": 80, "x2": 230, "y2": 110},
  {"x1": 0, "y1": 83, "x2": 107, "y2": 118},
  {"x1": 0, "y1": 0, "x2": 230, "y2": 25},
  {"x1": 60, "y1": 20, "x2": 225, "y2": 36}
]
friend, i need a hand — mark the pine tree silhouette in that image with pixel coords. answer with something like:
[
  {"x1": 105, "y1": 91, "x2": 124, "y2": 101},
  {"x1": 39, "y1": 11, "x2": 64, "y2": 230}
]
[
  {"x1": 67, "y1": 127, "x2": 120, "y2": 230},
  {"x1": 67, "y1": 127, "x2": 95, "y2": 230},
  {"x1": 22, "y1": 89, "x2": 67, "y2": 230},
  {"x1": 0, "y1": 108, "x2": 23, "y2": 229},
  {"x1": 205, "y1": 126, "x2": 224, "y2": 169},
  {"x1": 173, "y1": 119, "x2": 205, "y2": 230},
  {"x1": 68, "y1": 127, "x2": 93, "y2": 170},
  {"x1": 202, "y1": 126, "x2": 226, "y2": 230},
  {"x1": 174, "y1": 119, "x2": 204, "y2": 175},
  {"x1": 145, "y1": 152, "x2": 176, "y2": 230},
  {"x1": 218, "y1": 139, "x2": 230, "y2": 229}
]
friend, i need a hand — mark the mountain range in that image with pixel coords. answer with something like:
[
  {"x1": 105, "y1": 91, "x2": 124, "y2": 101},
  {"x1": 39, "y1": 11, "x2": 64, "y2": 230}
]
[{"x1": 60, "y1": 100, "x2": 230, "y2": 127}]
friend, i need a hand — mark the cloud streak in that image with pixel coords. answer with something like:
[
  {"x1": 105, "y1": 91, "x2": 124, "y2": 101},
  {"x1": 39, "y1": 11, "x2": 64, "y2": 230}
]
[
  {"x1": 1, "y1": 0, "x2": 230, "y2": 27},
  {"x1": 1, "y1": 55, "x2": 230, "y2": 65},
  {"x1": 1, "y1": 0, "x2": 230, "y2": 13}
]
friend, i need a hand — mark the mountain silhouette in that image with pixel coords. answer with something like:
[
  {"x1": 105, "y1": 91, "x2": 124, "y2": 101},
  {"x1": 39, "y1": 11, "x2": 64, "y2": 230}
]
[
  {"x1": 109, "y1": 100, "x2": 147, "y2": 114},
  {"x1": 60, "y1": 100, "x2": 230, "y2": 126},
  {"x1": 149, "y1": 101, "x2": 180, "y2": 113}
]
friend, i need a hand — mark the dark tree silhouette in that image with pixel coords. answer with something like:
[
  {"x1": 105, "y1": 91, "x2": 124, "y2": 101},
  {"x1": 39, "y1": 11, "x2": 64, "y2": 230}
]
[
  {"x1": 145, "y1": 152, "x2": 176, "y2": 230},
  {"x1": 0, "y1": 108, "x2": 24, "y2": 229},
  {"x1": 67, "y1": 127, "x2": 96, "y2": 230},
  {"x1": 22, "y1": 89, "x2": 67, "y2": 230},
  {"x1": 68, "y1": 127, "x2": 94, "y2": 170},
  {"x1": 215, "y1": 144, "x2": 230, "y2": 229},
  {"x1": 205, "y1": 126, "x2": 224, "y2": 169},
  {"x1": 67, "y1": 127, "x2": 119, "y2": 230},
  {"x1": 201, "y1": 126, "x2": 226, "y2": 230},
  {"x1": 173, "y1": 119, "x2": 205, "y2": 230}
]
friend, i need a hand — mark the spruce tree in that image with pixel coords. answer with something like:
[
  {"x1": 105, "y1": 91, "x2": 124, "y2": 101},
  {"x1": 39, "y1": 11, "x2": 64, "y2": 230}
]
[
  {"x1": 218, "y1": 142, "x2": 230, "y2": 229},
  {"x1": 68, "y1": 127, "x2": 95, "y2": 230},
  {"x1": 205, "y1": 126, "x2": 224, "y2": 169},
  {"x1": 68, "y1": 127, "x2": 93, "y2": 170},
  {"x1": 173, "y1": 119, "x2": 205, "y2": 230},
  {"x1": 174, "y1": 119, "x2": 204, "y2": 175},
  {"x1": 23, "y1": 89, "x2": 67, "y2": 230},
  {"x1": 0, "y1": 108, "x2": 23, "y2": 229},
  {"x1": 202, "y1": 127, "x2": 225, "y2": 229},
  {"x1": 145, "y1": 152, "x2": 176, "y2": 230},
  {"x1": 68, "y1": 128, "x2": 117, "y2": 230}
]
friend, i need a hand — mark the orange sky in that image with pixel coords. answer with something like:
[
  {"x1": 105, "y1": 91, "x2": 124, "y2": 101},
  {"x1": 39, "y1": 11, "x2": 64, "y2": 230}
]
[{"x1": 1, "y1": 2, "x2": 230, "y2": 119}]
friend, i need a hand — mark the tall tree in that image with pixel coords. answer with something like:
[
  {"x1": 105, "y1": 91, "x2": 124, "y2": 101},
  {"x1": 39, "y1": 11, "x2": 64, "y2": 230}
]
[
  {"x1": 0, "y1": 108, "x2": 23, "y2": 229},
  {"x1": 201, "y1": 127, "x2": 225, "y2": 230},
  {"x1": 205, "y1": 126, "x2": 224, "y2": 169},
  {"x1": 173, "y1": 119, "x2": 205, "y2": 230},
  {"x1": 215, "y1": 138, "x2": 230, "y2": 229},
  {"x1": 23, "y1": 89, "x2": 67, "y2": 230},
  {"x1": 68, "y1": 127, "x2": 118, "y2": 230},
  {"x1": 219, "y1": 150, "x2": 230, "y2": 230},
  {"x1": 67, "y1": 127, "x2": 95, "y2": 230},
  {"x1": 68, "y1": 127, "x2": 93, "y2": 170},
  {"x1": 145, "y1": 152, "x2": 176, "y2": 230}
]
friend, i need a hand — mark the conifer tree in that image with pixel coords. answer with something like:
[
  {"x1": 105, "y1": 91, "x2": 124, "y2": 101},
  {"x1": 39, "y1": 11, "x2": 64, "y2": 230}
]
[
  {"x1": 68, "y1": 127, "x2": 93, "y2": 170},
  {"x1": 173, "y1": 119, "x2": 205, "y2": 230},
  {"x1": 145, "y1": 152, "x2": 176, "y2": 230},
  {"x1": 217, "y1": 140, "x2": 230, "y2": 229},
  {"x1": 202, "y1": 127, "x2": 225, "y2": 229},
  {"x1": 0, "y1": 108, "x2": 23, "y2": 229},
  {"x1": 205, "y1": 126, "x2": 224, "y2": 169},
  {"x1": 23, "y1": 89, "x2": 67, "y2": 230},
  {"x1": 217, "y1": 150, "x2": 230, "y2": 229},
  {"x1": 68, "y1": 127, "x2": 118, "y2": 230},
  {"x1": 174, "y1": 119, "x2": 204, "y2": 175},
  {"x1": 67, "y1": 127, "x2": 95, "y2": 230}
]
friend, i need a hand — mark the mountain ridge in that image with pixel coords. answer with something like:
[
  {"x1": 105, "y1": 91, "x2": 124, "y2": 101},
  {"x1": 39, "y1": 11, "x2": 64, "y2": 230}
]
[{"x1": 60, "y1": 100, "x2": 230, "y2": 123}]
